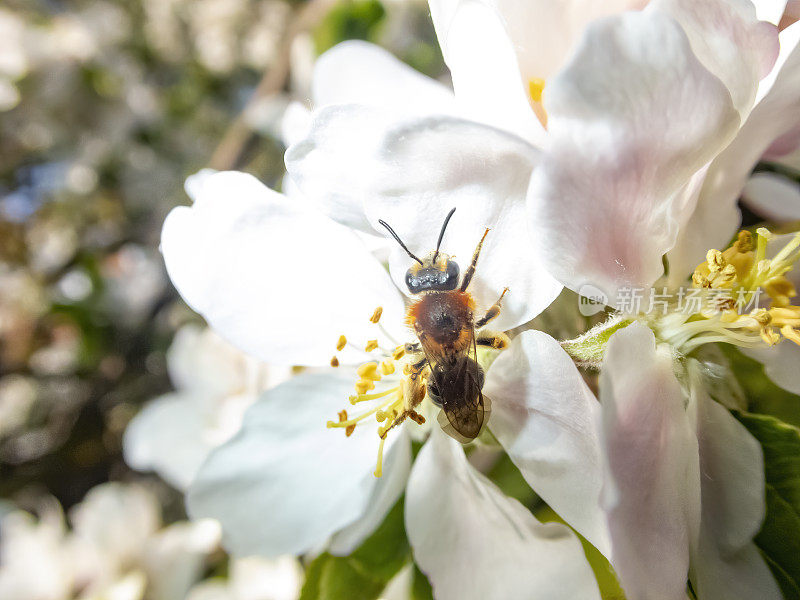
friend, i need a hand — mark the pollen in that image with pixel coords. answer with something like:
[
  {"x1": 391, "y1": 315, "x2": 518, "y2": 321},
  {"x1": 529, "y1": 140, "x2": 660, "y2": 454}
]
[
  {"x1": 668, "y1": 228, "x2": 800, "y2": 353},
  {"x1": 369, "y1": 307, "x2": 383, "y2": 324},
  {"x1": 327, "y1": 345, "x2": 432, "y2": 478}
]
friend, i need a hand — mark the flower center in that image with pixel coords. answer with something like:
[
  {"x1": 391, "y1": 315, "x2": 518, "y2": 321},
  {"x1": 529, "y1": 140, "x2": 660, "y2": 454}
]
[
  {"x1": 656, "y1": 228, "x2": 800, "y2": 352},
  {"x1": 327, "y1": 307, "x2": 429, "y2": 477}
]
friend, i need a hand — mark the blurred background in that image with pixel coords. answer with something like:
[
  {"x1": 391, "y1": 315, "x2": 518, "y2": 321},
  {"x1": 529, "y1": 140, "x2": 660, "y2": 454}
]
[{"x1": 0, "y1": 1, "x2": 444, "y2": 598}]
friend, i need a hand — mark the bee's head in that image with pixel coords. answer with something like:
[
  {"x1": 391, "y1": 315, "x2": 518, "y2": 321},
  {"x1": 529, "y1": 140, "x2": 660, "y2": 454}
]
[
  {"x1": 379, "y1": 207, "x2": 460, "y2": 295},
  {"x1": 405, "y1": 252, "x2": 460, "y2": 294}
]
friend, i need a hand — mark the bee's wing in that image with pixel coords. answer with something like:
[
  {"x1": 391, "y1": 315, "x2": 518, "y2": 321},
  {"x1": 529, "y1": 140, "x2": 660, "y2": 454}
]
[
  {"x1": 437, "y1": 390, "x2": 491, "y2": 443},
  {"x1": 437, "y1": 329, "x2": 488, "y2": 442}
]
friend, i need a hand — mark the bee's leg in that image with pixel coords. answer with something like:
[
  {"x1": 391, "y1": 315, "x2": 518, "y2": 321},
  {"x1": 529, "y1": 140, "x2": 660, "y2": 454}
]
[
  {"x1": 475, "y1": 330, "x2": 510, "y2": 350},
  {"x1": 475, "y1": 287, "x2": 509, "y2": 328},
  {"x1": 409, "y1": 356, "x2": 427, "y2": 380},
  {"x1": 460, "y1": 228, "x2": 490, "y2": 292}
]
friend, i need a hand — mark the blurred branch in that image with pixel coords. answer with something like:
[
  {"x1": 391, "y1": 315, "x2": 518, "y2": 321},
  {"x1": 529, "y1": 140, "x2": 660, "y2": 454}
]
[{"x1": 208, "y1": 0, "x2": 336, "y2": 171}]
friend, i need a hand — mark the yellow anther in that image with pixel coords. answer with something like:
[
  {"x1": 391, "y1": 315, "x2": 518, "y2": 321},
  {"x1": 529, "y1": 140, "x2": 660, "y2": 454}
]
[
  {"x1": 355, "y1": 380, "x2": 375, "y2": 395},
  {"x1": 365, "y1": 339, "x2": 379, "y2": 352},
  {"x1": 528, "y1": 78, "x2": 545, "y2": 102},
  {"x1": 707, "y1": 249, "x2": 725, "y2": 272},
  {"x1": 330, "y1": 356, "x2": 339, "y2": 367},
  {"x1": 781, "y1": 325, "x2": 800, "y2": 346},
  {"x1": 761, "y1": 328, "x2": 781, "y2": 346},
  {"x1": 336, "y1": 335, "x2": 347, "y2": 351},
  {"x1": 369, "y1": 307, "x2": 383, "y2": 324},
  {"x1": 751, "y1": 309, "x2": 772, "y2": 326},
  {"x1": 357, "y1": 362, "x2": 382, "y2": 381},
  {"x1": 380, "y1": 360, "x2": 395, "y2": 375},
  {"x1": 376, "y1": 409, "x2": 388, "y2": 422},
  {"x1": 734, "y1": 230, "x2": 754, "y2": 253},
  {"x1": 392, "y1": 346, "x2": 405, "y2": 360}
]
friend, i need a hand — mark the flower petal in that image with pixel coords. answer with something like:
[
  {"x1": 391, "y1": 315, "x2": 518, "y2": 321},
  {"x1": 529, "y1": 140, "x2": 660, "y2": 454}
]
[
  {"x1": 427, "y1": 0, "x2": 546, "y2": 145},
  {"x1": 161, "y1": 170, "x2": 406, "y2": 366},
  {"x1": 186, "y1": 373, "x2": 408, "y2": 557},
  {"x1": 527, "y1": 10, "x2": 741, "y2": 296},
  {"x1": 688, "y1": 378, "x2": 780, "y2": 599},
  {"x1": 651, "y1": 0, "x2": 778, "y2": 117},
  {"x1": 599, "y1": 322, "x2": 700, "y2": 600},
  {"x1": 311, "y1": 40, "x2": 456, "y2": 113},
  {"x1": 123, "y1": 392, "x2": 217, "y2": 491},
  {"x1": 288, "y1": 107, "x2": 561, "y2": 328},
  {"x1": 327, "y1": 427, "x2": 411, "y2": 556},
  {"x1": 670, "y1": 22, "x2": 800, "y2": 271},
  {"x1": 743, "y1": 171, "x2": 800, "y2": 221},
  {"x1": 405, "y1": 431, "x2": 601, "y2": 600},
  {"x1": 165, "y1": 325, "x2": 249, "y2": 397},
  {"x1": 483, "y1": 330, "x2": 610, "y2": 555},
  {"x1": 743, "y1": 341, "x2": 800, "y2": 395}
]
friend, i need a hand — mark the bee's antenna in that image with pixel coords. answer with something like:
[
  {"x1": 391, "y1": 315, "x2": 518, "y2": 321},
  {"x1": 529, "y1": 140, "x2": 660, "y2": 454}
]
[
  {"x1": 432, "y1": 207, "x2": 456, "y2": 262},
  {"x1": 378, "y1": 219, "x2": 424, "y2": 265}
]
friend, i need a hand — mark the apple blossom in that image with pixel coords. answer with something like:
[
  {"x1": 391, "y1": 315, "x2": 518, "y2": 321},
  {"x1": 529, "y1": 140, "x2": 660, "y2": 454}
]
[{"x1": 163, "y1": 168, "x2": 607, "y2": 599}]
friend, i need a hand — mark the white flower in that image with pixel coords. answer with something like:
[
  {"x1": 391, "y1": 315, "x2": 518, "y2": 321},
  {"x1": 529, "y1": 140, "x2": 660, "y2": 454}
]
[
  {"x1": 161, "y1": 165, "x2": 608, "y2": 598},
  {"x1": 123, "y1": 323, "x2": 290, "y2": 490},
  {"x1": 0, "y1": 483, "x2": 221, "y2": 600},
  {"x1": 186, "y1": 556, "x2": 303, "y2": 600},
  {"x1": 597, "y1": 322, "x2": 780, "y2": 600}
]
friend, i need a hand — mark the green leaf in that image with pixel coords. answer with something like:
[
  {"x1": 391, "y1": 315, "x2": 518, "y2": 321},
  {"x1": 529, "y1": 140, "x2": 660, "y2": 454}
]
[
  {"x1": 313, "y1": 0, "x2": 386, "y2": 55},
  {"x1": 734, "y1": 412, "x2": 800, "y2": 598},
  {"x1": 561, "y1": 316, "x2": 631, "y2": 368},
  {"x1": 719, "y1": 345, "x2": 800, "y2": 428},
  {"x1": 411, "y1": 564, "x2": 434, "y2": 600},
  {"x1": 299, "y1": 498, "x2": 410, "y2": 600},
  {"x1": 533, "y1": 505, "x2": 626, "y2": 600}
]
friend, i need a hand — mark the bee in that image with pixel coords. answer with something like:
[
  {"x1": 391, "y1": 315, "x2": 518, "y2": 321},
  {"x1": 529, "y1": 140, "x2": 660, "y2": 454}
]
[{"x1": 378, "y1": 208, "x2": 509, "y2": 443}]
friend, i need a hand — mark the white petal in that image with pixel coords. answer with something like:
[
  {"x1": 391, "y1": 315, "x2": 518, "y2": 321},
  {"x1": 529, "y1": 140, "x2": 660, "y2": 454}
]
[
  {"x1": 527, "y1": 10, "x2": 740, "y2": 296},
  {"x1": 651, "y1": 0, "x2": 778, "y2": 117},
  {"x1": 743, "y1": 171, "x2": 800, "y2": 221},
  {"x1": 311, "y1": 40, "x2": 456, "y2": 114},
  {"x1": 483, "y1": 330, "x2": 610, "y2": 555},
  {"x1": 405, "y1": 431, "x2": 601, "y2": 600},
  {"x1": 753, "y1": 0, "x2": 790, "y2": 25},
  {"x1": 599, "y1": 322, "x2": 700, "y2": 600},
  {"x1": 288, "y1": 106, "x2": 562, "y2": 329},
  {"x1": 465, "y1": 0, "x2": 648, "y2": 82},
  {"x1": 186, "y1": 373, "x2": 409, "y2": 557},
  {"x1": 742, "y1": 341, "x2": 800, "y2": 395},
  {"x1": 427, "y1": 0, "x2": 546, "y2": 145},
  {"x1": 673, "y1": 22, "x2": 800, "y2": 271},
  {"x1": 161, "y1": 171, "x2": 406, "y2": 366},
  {"x1": 327, "y1": 427, "x2": 411, "y2": 556},
  {"x1": 280, "y1": 101, "x2": 312, "y2": 148},
  {"x1": 123, "y1": 393, "x2": 217, "y2": 491},
  {"x1": 166, "y1": 325, "x2": 248, "y2": 397},
  {"x1": 688, "y1": 380, "x2": 781, "y2": 600}
]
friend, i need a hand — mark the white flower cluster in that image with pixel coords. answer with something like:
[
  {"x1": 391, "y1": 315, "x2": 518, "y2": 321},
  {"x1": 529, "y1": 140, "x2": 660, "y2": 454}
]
[{"x1": 129, "y1": 1, "x2": 800, "y2": 599}]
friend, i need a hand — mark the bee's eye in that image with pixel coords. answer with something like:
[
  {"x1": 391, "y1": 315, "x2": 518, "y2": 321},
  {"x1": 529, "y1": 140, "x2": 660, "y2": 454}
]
[{"x1": 405, "y1": 260, "x2": 460, "y2": 294}]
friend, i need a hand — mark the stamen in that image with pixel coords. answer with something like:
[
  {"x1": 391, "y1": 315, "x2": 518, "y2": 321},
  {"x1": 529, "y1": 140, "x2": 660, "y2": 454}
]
[
  {"x1": 781, "y1": 325, "x2": 800, "y2": 346},
  {"x1": 374, "y1": 436, "x2": 387, "y2": 477},
  {"x1": 365, "y1": 339, "x2": 379, "y2": 352},
  {"x1": 336, "y1": 335, "x2": 347, "y2": 351},
  {"x1": 380, "y1": 360, "x2": 395, "y2": 375},
  {"x1": 528, "y1": 78, "x2": 548, "y2": 128},
  {"x1": 355, "y1": 380, "x2": 375, "y2": 394},
  {"x1": 369, "y1": 307, "x2": 383, "y2": 324},
  {"x1": 330, "y1": 356, "x2": 339, "y2": 367},
  {"x1": 349, "y1": 386, "x2": 398, "y2": 404},
  {"x1": 357, "y1": 362, "x2": 382, "y2": 381}
]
